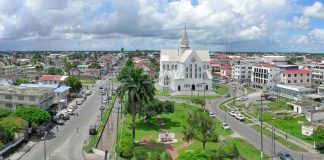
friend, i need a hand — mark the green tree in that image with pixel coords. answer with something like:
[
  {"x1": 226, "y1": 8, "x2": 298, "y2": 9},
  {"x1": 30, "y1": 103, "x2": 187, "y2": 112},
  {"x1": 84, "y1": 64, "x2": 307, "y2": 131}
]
[
  {"x1": 117, "y1": 58, "x2": 134, "y2": 82},
  {"x1": 313, "y1": 128, "x2": 324, "y2": 148},
  {"x1": 47, "y1": 67, "x2": 63, "y2": 75},
  {"x1": 64, "y1": 61, "x2": 77, "y2": 72},
  {"x1": 140, "y1": 99, "x2": 174, "y2": 122},
  {"x1": 35, "y1": 65, "x2": 43, "y2": 78},
  {"x1": 13, "y1": 78, "x2": 28, "y2": 85},
  {"x1": 116, "y1": 67, "x2": 155, "y2": 143},
  {"x1": 13, "y1": 105, "x2": 51, "y2": 127},
  {"x1": 191, "y1": 98, "x2": 206, "y2": 110},
  {"x1": 64, "y1": 76, "x2": 82, "y2": 93},
  {"x1": 89, "y1": 60, "x2": 101, "y2": 69},
  {"x1": 0, "y1": 116, "x2": 26, "y2": 143},
  {"x1": 183, "y1": 110, "x2": 218, "y2": 150}
]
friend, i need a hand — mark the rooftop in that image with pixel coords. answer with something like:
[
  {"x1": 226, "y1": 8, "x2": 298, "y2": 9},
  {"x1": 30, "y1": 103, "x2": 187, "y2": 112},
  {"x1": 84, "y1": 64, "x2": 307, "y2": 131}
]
[
  {"x1": 0, "y1": 86, "x2": 53, "y2": 96},
  {"x1": 277, "y1": 84, "x2": 315, "y2": 92},
  {"x1": 281, "y1": 69, "x2": 310, "y2": 74},
  {"x1": 20, "y1": 83, "x2": 59, "y2": 89}
]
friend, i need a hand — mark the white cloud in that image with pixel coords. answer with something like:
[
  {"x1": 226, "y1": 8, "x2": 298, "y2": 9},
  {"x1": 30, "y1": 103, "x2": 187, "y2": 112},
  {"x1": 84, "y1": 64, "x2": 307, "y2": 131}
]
[
  {"x1": 304, "y1": 1, "x2": 324, "y2": 18},
  {"x1": 0, "y1": 0, "x2": 322, "y2": 52}
]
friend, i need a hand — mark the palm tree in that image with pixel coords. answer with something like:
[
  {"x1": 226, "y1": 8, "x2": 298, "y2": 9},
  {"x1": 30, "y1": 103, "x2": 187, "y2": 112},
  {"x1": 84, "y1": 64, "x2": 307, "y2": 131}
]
[{"x1": 117, "y1": 66, "x2": 155, "y2": 143}]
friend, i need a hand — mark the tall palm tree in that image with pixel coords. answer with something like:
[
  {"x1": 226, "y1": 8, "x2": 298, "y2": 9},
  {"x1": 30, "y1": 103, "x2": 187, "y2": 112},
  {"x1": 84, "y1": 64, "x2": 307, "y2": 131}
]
[{"x1": 117, "y1": 67, "x2": 155, "y2": 143}]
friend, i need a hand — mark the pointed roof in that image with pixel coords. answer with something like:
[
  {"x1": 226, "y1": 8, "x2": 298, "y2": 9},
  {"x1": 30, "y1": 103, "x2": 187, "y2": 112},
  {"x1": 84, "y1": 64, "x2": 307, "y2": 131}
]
[{"x1": 180, "y1": 24, "x2": 189, "y2": 49}]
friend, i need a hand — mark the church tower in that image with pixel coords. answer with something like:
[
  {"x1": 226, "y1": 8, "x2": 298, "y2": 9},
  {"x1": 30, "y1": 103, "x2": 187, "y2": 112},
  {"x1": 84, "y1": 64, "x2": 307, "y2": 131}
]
[{"x1": 180, "y1": 24, "x2": 189, "y2": 54}]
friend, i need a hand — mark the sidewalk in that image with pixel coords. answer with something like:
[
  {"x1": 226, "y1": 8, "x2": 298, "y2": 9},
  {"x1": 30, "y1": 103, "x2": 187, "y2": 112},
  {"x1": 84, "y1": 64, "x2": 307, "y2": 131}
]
[{"x1": 8, "y1": 141, "x2": 37, "y2": 160}]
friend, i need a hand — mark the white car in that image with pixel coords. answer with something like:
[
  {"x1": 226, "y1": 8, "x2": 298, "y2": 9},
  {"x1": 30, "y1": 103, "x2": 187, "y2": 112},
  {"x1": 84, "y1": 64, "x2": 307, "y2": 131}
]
[
  {"x1": 237, "y1": 97, "x2": 248, "y2": 101},
  {"x1": 210, "y1": 112, "x2": 215, "y2": 118},
  {"x1": 228, "y1": 111, "x2": 236, "y2": 116},
  {"x1": 235, "y1": 113, "x2": 245, "y2": 121},
  {"x1": 221, "y1": 123, "x2": 230, "y2": 130},
  {"x1": 66, "y1": 109, "x2": 74, "y2": 115},
  {"x1": 102, "y1": 99, "x2": 108, "y2": 104},
  {"x1": 76, "y1": 100, "x2": 83, "y2": 105}
]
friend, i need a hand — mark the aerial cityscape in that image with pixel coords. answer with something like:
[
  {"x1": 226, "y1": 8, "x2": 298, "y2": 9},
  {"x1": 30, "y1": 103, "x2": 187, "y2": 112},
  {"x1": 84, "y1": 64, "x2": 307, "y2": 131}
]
[{"x1": 0, "y1": 0, "x2": 324, "y2": 160}]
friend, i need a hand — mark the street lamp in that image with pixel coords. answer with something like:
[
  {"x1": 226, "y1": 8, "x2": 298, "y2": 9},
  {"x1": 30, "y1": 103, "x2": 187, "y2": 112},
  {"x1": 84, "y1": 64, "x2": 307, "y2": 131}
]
[{"x1": 43, "y1": 131, "x2": 48, "y2": 160}]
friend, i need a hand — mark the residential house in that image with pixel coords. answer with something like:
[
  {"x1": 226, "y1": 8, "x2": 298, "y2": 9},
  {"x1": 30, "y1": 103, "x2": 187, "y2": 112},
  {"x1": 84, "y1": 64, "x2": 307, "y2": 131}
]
[
  {"x1": 69, "y1": 68, "x2": 81, "y2": 76},
  {"x1": 40, "y1": 75, "x2": 68, "y2": 84}
]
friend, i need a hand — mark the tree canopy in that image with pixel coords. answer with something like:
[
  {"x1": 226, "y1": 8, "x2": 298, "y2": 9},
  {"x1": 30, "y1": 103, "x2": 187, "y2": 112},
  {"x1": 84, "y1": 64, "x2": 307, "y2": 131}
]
[
  {"x1": 0, "y1": 116, "x2": 26, "y2": 143},
  {"x1": 13, "y1": 78, "x2": 28, "y2": 86},
  {"x1": 89, "y1": 60, "x2": 101, "y2": 69},
  {"x1": 13, "y1": 105, "x2": 51, "y2": 126},
  {"x1": 47, "y1": 67, "x2": 64, "y2": 75},
  {"x1": 314, "y1": 128, "x2": 324, "y2": 148},
  {"x1": 183, "y1": 109, "x2": 218, "y2": 150},
  {"x1": 64, "y1": 76, "x2": 82, "y2": 93},
  {"x1": 63, "y1": 61, "x2": 77, "y2": 72},
  {"x1": 140, "y1": 99, "x2": 174, "y2": 122}
]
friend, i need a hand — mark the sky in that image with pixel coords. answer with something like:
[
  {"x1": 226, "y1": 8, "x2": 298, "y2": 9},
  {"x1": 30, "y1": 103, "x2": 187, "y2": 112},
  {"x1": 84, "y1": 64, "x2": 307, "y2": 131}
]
[{"x1": 0, "y1": 0, "x2": 324, "y2": 52}]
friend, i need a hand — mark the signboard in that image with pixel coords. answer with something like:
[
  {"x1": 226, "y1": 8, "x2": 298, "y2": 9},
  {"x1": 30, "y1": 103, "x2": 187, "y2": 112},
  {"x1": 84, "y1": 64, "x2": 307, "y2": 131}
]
[{"x1": 302, "y1": 125, "x2": 314, "y2": 136}]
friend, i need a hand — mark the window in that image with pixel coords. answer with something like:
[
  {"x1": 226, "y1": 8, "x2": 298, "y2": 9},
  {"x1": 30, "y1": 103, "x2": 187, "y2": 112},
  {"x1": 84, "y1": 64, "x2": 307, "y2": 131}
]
[
  {"x1": 300, "y1": 80, "x2": 303, "y2": 83},
  {"x1": 163, "y1": 76, "x2": 170, "y2": 85},
  {"x1": 307, "y1": 73, "x2": 310, "y2": 76},
  {"x1": 163, "y1": 64, "x2": 165, "y2": 69},
  {"x1": 300, "y1": 74, "x2": 303, "y2": 77},
  {"x1": 29, "y1": 96, "x2": 35, "y2": 101},
  {"x1": 283, "y1": 74, "x2": 285, "y2": 77},
  {"x1": 189, "y1": 64, "x2": 192, "y2": 78},
  {"x1": 288, "y1": 74, "x2": 291, "y2": 77},
  {"x1": 175, "y1": 65, "x2": 177, "y2": 70},
  {"x1": 207, "y1": 65, "x2": 209, "y2": 69},
  {"x1": 294, "y1": 80, "x2": 297, "y2": 83},
  {"x1": 195, "y1": 64, "x2": 197, "y2": 78},
  {"x1": 5, "y1": 95, "x2": 12, "y2": 100},
  {"x1": 307, "y1": 79, "x2": 309, "y2": 82},
  {"x1": 288, "y1": 80, "x2": 291, "y2": 83},
  {"x1": 294, "y1": 74, "x2": 297, "y2": 77},
  {"x1": 18, "y1": 96, "x2": 24, "y2": 100}
]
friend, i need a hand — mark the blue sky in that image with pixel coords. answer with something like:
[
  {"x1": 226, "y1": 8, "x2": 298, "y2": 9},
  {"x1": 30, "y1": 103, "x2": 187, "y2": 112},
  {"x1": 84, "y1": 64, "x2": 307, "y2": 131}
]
[{"x1": 0, "y1": 0, "x2": 323, "y2": 52}]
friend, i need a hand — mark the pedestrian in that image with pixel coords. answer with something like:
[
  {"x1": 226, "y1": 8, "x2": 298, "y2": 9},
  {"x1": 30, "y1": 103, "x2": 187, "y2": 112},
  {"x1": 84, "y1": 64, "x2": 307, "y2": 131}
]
[
  {"x1": 56, "y1": 125, "x2": 59, "y2": 132},
  {"x1": 76, "y1": 127, "x2": 79, "y2": 133}
]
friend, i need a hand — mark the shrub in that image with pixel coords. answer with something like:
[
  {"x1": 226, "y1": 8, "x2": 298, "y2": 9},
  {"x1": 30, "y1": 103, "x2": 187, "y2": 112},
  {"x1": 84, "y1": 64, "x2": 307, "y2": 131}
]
[
  {"x1": 133, "y1": 148, "x2": 148, "y2": 160},
  {"x1": 117, "y1": 133, "x2": 134, "y2": 158}
]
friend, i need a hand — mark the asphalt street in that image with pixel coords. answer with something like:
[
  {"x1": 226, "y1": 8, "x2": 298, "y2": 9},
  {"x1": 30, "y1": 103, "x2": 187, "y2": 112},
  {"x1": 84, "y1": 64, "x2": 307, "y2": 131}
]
[
  {"x1": 20, "y1": 74, "x2": 114, "y2": 160},
  {"x1": 207, "y1": 83, "x2": 324, "y2": 160}
]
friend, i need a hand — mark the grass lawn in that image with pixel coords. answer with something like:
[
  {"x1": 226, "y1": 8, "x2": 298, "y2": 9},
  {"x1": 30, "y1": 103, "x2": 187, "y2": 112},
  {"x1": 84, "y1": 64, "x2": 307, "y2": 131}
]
[
  {"x1": 214, "y1": 83, "x2": 230, "y2": 96},
  {"x1": 154, "y1": 89, "x2": 170, "y2": 96},
  {"x1": 268, "y1": 99, "x2": 291, "y2": 110},
  {"x1": 226, "y1": 138, "x2": 269, "y2": 160},
  {"x1": 246, "y1": 87, "x2": 257, "y2": 94},
  {"x1": 251, "y1": 125, "x2": 307, "y2": 152},
  {"x1": 177, "y1": 141, "x2": 220, "y2": 155},
  {"x1": 219, "y1": 99, "x2": 233, "y2": 111},
  {"x1": 171, "y1": 95, "x2": 221, "y2": 100}
]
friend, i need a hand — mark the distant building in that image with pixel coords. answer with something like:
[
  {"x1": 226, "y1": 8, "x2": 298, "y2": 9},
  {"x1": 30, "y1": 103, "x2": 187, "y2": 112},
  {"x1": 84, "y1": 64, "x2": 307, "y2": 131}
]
[
  {"x1": 159, "y1": 26, "x2": 212, "y2": 91},
  {"x1": 0, "y1": 65, "x2": 18, "y2": 75},
  {"x1": 134, "y1": 61, "x2": 157, "y2": 79},
  {"x1": 251, "y1": 63, "x2": 280, "y2": 90},
  {"x1": 40, "y1": 75, "x2": 68, "y2": 84},
  {"x1": 279, "y1": 69, "x2": 311, "y2": 86}
]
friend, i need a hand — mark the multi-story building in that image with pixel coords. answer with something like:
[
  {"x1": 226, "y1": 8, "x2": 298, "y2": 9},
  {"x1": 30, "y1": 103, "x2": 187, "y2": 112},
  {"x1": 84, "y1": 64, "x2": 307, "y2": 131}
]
[
  {"x1": 311, "y1": 63, "x2": 324, "y2": 86},
  {"x1": 279, "y1": 69, "x2": 311, "y2": 86},
  {"x1": 262, "y1": 55, "x2": 287, "y2": 65},
  {"x1": 251, "y1": 63, "x2": 280, "y2": 90},
  {"x1": 232, "y1": 64, "x2": 252, "y2": 84},
  {"x1": 0, "y1": 65, "x2": 18, "y2": 75},
  {"x1": 0, "y1": 86, "x2": 55, "y2": 110}
]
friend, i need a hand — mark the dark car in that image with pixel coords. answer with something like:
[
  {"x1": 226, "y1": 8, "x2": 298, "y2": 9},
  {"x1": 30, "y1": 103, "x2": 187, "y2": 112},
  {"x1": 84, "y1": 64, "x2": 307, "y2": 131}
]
[
  {"x1": 89, "y1": 125, "x2": 97, "y2": 135},
  {"x1": 278, "y1": 151, "x2": 294, "y2": 160},
  {"x1": 58, "y1": 114, "x2": 70, "y2": 120},
  {"x1": 224, "y1": 93, "x2": 231, "y2": 98}
]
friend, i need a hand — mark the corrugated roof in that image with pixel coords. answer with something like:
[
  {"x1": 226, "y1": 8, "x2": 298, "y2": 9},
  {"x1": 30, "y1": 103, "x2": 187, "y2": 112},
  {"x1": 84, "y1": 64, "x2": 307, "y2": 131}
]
[
  {"x1": 281, "y1": 70, "x2": 310, "y2": 74},
  {"x1": 54, "y1": 86, "x2": 71, "y2": 93}
]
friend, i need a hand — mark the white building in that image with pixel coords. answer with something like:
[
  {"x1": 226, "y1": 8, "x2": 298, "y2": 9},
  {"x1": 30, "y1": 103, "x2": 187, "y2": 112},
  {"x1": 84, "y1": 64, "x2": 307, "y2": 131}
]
[
  {"x1": 251, "y1": 63, "x2": 280, "y2": 90},
  {"x1": 0, "y1": 86, "x2": 55, "y2": 110},
  {"x1": 279, "y1": 69, "x2": 311, "y2": 86},
  {"x1": 311, "y1": 63, "x2": 324, "y2": 86},
  {"x1": 262, "y1": 55, "x2": 287, "y2": 65},
  {"x1": 232, "y1": 64, "x2": 252, "y2": 84},
  {"x1": 159, "y1": 27, "x2": 212, "y2": 91}
]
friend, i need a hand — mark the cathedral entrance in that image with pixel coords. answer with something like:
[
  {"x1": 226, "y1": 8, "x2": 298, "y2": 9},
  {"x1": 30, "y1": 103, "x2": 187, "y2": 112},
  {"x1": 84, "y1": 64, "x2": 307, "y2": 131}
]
[
  {"x1": 178, "y1": 85, "x2": 181, "y2": 91},
  {"x1": 191, "y1": 84, "x2": 195, "y2": 91}
]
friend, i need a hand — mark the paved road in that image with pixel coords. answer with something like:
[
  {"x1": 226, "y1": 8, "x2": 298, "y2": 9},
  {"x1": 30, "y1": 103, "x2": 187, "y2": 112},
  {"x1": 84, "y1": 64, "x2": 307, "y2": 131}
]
[
  {"x1": 207, "y1": 83, "x2": 324, "y2": 160},
  {"x1": 20, "y1": 74, "x2": 114, "y2": 160}
]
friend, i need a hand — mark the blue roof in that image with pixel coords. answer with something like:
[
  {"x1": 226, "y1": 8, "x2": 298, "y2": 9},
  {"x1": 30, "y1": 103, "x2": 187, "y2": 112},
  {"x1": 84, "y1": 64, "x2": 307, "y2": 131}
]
[
  {"x1": 54, "y1": 86, "x2": 71, "y2": 93},
  {"x1": 20, "y1": 83, "x2": 59, "y2": 89}
]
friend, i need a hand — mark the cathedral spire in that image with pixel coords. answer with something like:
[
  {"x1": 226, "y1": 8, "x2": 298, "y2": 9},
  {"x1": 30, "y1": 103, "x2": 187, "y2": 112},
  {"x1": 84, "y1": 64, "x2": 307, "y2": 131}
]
[{"x1": 180, "y1": 23, "x2": 189, "y2": 49}]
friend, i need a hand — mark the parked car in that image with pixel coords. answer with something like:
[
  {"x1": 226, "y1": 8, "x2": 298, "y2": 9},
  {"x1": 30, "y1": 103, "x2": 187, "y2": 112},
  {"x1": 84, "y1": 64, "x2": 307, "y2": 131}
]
[
  {"x1": 66, "y1": 109, "x2": 74, "y2": 115},
  {"x1": 99, "y1": 86, "x2": 103, "y2": 89},
  {"x1": 221, "y1": 123, "x2": 230, "y2": 130},
  {"x1": 224, "y1": 93, "x2": 231, "y2": 98},
  {"x1": 277, "y1": 151, "x2": 294, "y2": 160},
  {"x1": 85, "y1": 90, "x2": 92, "y2": 95},
  {"x1": 76, "y1": 100, "x2": 83, "y2": 105},
  {"x1": 235, "y1": 113, "x2": 245, "y2": 121},
  {"x1": 72, "y1": 105, "x2": 78, "y2": 110},
  {"x1": 58, "y1": 114, "x2": 70, "y2": 120},
  {"x1": 210, "y1": 112, "x2": 215, "y2": 118},
  {"x1": 228, "y1": 111, "x2": 236, "y2": 116},
  {"x1": 102, "y1": 99, "x2": 107, "y2": 104},
  {"x1": 89, "y1": 125, "x2": 97, "y2": 135},
  {"x1": 237, "y1": 97, "x2": 248, "y2": 101}
]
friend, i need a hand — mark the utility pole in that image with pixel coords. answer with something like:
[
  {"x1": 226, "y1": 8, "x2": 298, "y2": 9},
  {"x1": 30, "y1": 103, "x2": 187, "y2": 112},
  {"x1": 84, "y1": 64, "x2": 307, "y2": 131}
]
[
  {"x1": 260, "y1": 106, "x2": 264, "y2": 159},
  {"x1": 43, "y1": 132, "x2": 47, "y2": 160}
]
